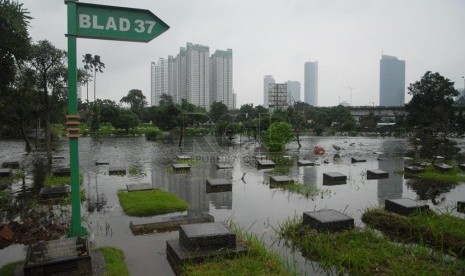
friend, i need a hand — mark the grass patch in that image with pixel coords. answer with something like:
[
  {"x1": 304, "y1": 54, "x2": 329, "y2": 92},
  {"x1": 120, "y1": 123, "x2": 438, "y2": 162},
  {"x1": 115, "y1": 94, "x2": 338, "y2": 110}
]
[
  {"x1": 362, "y1": 208, "x2": 465, "y2": 258},
  {"x1": 413, "y1": 165, "x2": 465, "y2": 182},
  {"x1": 0, "y1": 261, "x2": 24, "y2": 276},
  {"x1": 128, "y1": 166, "x2": 138, "y2": 175},
  {"x1": 276, "y1": 182, "x2": 331, "y2": 199},
  {"x1": 118, "y1": 189, "x2": 188, "y2": 216},
  {"x1": 98, "y1": 246, "x2": 129, "y2": 276},
  {"x1": 180, "y1": 222, "x2": 292, "y2": 275},
  {"x1": 279, "y1": 217, "x2": 465, "y2": 275},
  {"x1": 44, "y1": 174, "x2": 83, "y2": 187}
]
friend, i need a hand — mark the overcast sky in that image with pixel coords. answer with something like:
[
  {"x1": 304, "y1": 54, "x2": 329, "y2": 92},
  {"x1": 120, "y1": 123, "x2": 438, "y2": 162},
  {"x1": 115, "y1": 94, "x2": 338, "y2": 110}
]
[{"x1": 22, "y1": 0, "x2": 465, "y2": 107}]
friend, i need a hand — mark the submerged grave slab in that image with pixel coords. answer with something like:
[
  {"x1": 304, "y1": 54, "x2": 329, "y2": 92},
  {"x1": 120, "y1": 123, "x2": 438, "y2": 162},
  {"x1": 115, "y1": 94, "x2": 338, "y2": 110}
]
[
  {"x1": 367, "y1": 169, "x2": 389, "y2": 179},
  {"x1": 457, "y1": 201, "x2": 465, "y2": 213},
  {"x1": 177, "y1": 155, "x2": 191, "y2": 160},
  {"x1": 269, "y1": 175, "x2": 294, "y2": 187},
  {"x1": 351, "y1": 157, "x2": 366, "y2": 163},
  {"x1": 298, "y1": 159, "x2": 314, "y2": 166},
  {"x1": 130, "y1": 214, "x2": 214, "y2": 234},
  {"x1": 172, "y1": 163, "x2": 191, "y2": 172},
  {"x1": 459, "y1": 164, "x2": 465, "y2": 171},
  {"x1": 206, "y1": 178, "x2": 232, "y2": 193},
  {"x1": 24, "y1": 237, "x2": 92, "y2": 276},
  {"x1": 434, "y1": 163, "x2": 452, "y2": 172},
  {"x1": 256, "y1": 159, "x2": 275, "y2": 168},
  {"x1": 126, "y1": 182, "x2": 153, "y2": 192},
  {"x1": 217, "y1": 163, "x2": 233, "y2": 169},
  {"x1": 180, "y1": 222, "x2": 236, "y2": 250},
  {"x1": 39, "y1": 185, "x2": 71, "y2": 199},
  {"x1": 254, "y1": 155, "x2": 267, "y2": 160},
  {"x1": 385, "y1": 198, "x2": 429, "y2": 216},
  {"x1": 2, "y1": 161, "x2": 19, "y2": 169},
  {"x1": 109, "y1": 166, "x2": 126, "y2": 175},
  {"x1": 95, "y1": 161, "x2": 109, "y2": 165},
  {"x1": 323, "y1": 172, "x2": 347, "y2": 185},
  {"x1": 303, "y1": 209, "x2": 354, "y2": 232},
  {"x1": 404, "y1": 166, "x2": 425, "y2": 173},
  {"x1": 53, "y1": 167, "x2": 70, "y2": 177},
  {"x1": 52, "y1": 156, "x2": 65, "y2": 160},
  {"x1": 0, "y1": 168, "x2": 13, "y2": 177}
]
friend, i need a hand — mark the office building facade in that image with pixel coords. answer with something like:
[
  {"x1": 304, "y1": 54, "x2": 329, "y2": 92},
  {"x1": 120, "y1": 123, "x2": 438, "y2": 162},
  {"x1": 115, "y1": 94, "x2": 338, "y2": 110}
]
[
  {"x1": 379, "y1": 55, "x2": 405, "y2": 107},
  {"x1": 263, "y1": 75, "x2": 275, "y2": 108},
  {"x1": 286, "y1": 80, "x2": 301, "y2": 104},
  {"x1": 210, "y1": 49, "x2": 233, "y2": 109},
  {"x1": 268, "y1": 83, "x2": 288, "y2": 112},
  {"x1": 150, "y1": 58, "x2": 168, "y2": 106}
]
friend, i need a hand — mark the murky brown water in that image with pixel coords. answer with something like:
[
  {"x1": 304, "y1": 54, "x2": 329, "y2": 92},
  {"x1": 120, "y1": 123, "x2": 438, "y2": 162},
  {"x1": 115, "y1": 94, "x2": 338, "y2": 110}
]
[{"x1": 1, "y1": 136, "x2": 465, "y2": 275}]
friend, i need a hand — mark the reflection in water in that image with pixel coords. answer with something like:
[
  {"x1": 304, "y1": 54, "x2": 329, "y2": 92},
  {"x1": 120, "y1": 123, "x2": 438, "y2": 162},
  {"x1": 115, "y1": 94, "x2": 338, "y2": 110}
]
[
  {"x1": 377, "y1": 160, "x2": 403, "y2": 204},
  {"x1": 406, "y1": 179, "x2": 454, "y2": 205}
]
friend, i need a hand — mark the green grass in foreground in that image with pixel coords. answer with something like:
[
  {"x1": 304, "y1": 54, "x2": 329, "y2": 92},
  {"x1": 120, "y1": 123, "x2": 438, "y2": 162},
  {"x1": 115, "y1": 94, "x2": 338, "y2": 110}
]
[
  {"x1": 118, "y1": 189, "x2": 188, "y2": 216},
  {"x1": 98, "y1": 246, "x2": 129, "y2": 276},
  {"x1": 417, "y1": 165, "x2": 465, "y2": 182},
  {"x1": 0, "y1": 247, "x2": 128, "y2": 276},
  {"x1": 181, "y1": 223, "x2": 292, "y2": 275},
  {"x1": 0, "y1": 261, "x2": 24, "y2": 276},
  {"x1": 280, "y1": 217, "x2": 465, "y2": 275},
  {"x1": 362, "y1": 208, "x2": 465, "y2": 258}
]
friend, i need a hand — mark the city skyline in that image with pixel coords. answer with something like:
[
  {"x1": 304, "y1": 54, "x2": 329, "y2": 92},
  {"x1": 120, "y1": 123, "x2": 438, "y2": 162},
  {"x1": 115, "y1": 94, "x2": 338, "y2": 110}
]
[{"x1": 21, "y1": 0, "x2": 465, "y2": 108}]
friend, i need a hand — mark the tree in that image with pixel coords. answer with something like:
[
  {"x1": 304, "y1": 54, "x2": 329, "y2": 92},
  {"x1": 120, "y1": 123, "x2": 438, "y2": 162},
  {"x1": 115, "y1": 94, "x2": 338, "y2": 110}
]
[
  {"x1": 112, "y1": 109, "x2": 139, "y2": 132},
  {"x1": 262, "y1": 122, "x2": 294, "y2": 152},
  {"x1": 405, "y1": 71, "x2": 459, "y2": 158},
  {"x1": 210, "y1": 101, "x2": 228, "y2": 123},
  {"x1": 120, "y1": 89, "x2": 147, "y2": 119},
  {"x1": 27, "y1": 40, "x2": 67, "y2": 170},
  {"x1": 82, "y1": 53, "x2": 105, "y2": 101},
  {"x1": 0, "y1": 0, "x2": 31, "y2": 90}
]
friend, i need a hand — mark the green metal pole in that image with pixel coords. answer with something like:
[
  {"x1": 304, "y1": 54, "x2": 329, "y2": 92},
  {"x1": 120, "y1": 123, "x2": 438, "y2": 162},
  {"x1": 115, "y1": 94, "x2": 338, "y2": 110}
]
[{"x1": 67, "y1": 0, "x2": 86, "y2": 237}]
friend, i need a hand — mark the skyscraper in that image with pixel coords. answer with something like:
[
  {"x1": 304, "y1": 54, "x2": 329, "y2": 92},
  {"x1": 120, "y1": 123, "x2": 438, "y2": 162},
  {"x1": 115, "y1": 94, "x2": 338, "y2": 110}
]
[
  {"x1": 286, "y1": 81, "x2": 301, "y2": 104},
  {"x1": 186, "y1": 43, "x2": 210, "y2": 110},
  {"x1": 168, "y1": 55, "x2": 179, "y2": 103},
  {"x1": 263, "y1": 75, "x2": 275, "y2": 108},
  {"x1": 304, "y1": 61, "x2": 318, "y2": 106},
  {"x1": 210, "y1": 49, "x2": 233, "y2": 109},
  {"x1": 379, "y1": 55, "x2": 405, "y2": 106},
  {"x1": 151, "y1": 58, "x2": 168, "y2": 106}
]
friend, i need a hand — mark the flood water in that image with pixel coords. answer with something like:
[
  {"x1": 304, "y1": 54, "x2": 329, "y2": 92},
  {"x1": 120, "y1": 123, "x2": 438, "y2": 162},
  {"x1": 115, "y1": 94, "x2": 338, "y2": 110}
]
[{"x1": 1, "y1": 135, "x2": 465, "y2": 275}]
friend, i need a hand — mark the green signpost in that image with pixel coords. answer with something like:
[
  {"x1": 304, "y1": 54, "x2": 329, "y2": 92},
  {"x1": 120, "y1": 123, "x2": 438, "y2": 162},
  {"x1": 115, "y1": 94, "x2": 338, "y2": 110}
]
[{"x1": 65, "y1": 0, "x2": 169, "y2": 237}]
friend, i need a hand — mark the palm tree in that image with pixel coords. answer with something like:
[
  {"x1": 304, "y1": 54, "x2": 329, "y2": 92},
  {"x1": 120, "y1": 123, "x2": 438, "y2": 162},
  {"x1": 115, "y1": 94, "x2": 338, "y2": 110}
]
[{"x1": 82, "y1": 54, "x2": 105, "y2": 101}]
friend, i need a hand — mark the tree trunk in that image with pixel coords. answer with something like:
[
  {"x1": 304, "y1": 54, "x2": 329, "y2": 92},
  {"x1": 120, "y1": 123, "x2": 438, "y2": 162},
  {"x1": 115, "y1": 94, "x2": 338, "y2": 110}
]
[
  {"x1": 19, "y1": 117, "x2": 32, "y2": 153},
  {"x1": 296, "y1": 132, "x2": 301, "y2": 148},
  {"x1": 43, "y1": 77, "x2": 52, "y2": 172}
]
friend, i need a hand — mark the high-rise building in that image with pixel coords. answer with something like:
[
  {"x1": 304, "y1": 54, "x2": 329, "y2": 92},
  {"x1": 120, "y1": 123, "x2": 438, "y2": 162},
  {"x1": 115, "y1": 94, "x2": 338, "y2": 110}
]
[
  {"x1": 304, "y1": 61, "x2": 318, "y2": 106},
  {"x1": 177, "y1": 47, "x2": 188, "y2": 104},
  {"x1": 268, "y1": 83, "x2": 288, "y2": 112},
  {"x1": 210, "y1": 49, "x2": 233, "y2": 109},
  {"x1": 286, "y1": 81, "x2": 301, "y2": 104},
  {"x1": 263, "y1": 75, "x2": 275, "y2": 107},
  {"x1": 168, "y1": 55, "x2": 179, "y2": 103},
  {"x1": 186, "y1": 43, "x2": 210, "y2": 110},
  {"x1": 379, "y1": 55, "x2": 405, "y2": 106},
  {"x1": 151, "y1": 58, "x2": 168, "y2": 106}
]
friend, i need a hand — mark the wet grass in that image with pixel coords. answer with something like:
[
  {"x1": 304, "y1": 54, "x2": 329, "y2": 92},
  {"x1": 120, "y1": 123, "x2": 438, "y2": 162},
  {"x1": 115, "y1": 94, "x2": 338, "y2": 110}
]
[
  {"x1": 362, "y1": 208, "x2": 465, "y2": 258},
  {"x1": 0, "y1": 260, "x2": 23, "y2": 276},
  {"x1": 98, "y1": 246, "x2": 129, "y2": 276},
  {"x1": 180, "y1": 222, "x2": 293, "y2": 275},
  {"x1": 279, "y1": 217, "x2": 465, "y2": 275},
  {"x1": 276, "y1": 182, "x2": 331, "y2": 199},
  {"x1": 44, "y1": 174, "x2": 83, "y2": 187},
  {"x1": 416, "y1": 165, "x2": 465, "y2": 182},
  {"x1": 118, "y1": 189, "x2": 188, "y2": 216}
]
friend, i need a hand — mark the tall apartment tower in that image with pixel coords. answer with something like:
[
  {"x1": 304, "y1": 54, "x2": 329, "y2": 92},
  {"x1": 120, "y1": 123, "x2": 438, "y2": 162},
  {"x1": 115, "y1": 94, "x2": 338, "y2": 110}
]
[
  {"x1": 379, "y1": 55, "x2": 405, "y2": 106},
  {"x1": 186, "y1": 42, "x2": 210, "y2": 110},
  {"x1": 210, "y1": 49, "x2": 233, "y2": 109},
  {"x1": 263, "y1": 75, "x2": 275, "y2": 108},
  {"x1": 286, "y1": 81, "x2": 301, "y2": 104},
  {"x1": 304, "y1": 61, "x2": 318, "y2": 106},
  {"x1": 151, "y1": 58, "x2": 168, "y2": 106},
  {"x1": 167, "y1": 55, "x2": 179, "y2": 103}
]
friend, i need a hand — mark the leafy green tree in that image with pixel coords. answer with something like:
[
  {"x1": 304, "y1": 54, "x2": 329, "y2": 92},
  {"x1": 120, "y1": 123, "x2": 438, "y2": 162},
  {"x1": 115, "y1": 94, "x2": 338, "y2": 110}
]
[
  {"x1": 0, "y1": 0, "x2": 31, "y2": 90},
  {"x1": 262, "y1": 122, "x2": 294, "y2": 152},
  {"x1": 405, "y1": 71, "x2": 459, "y2": 158},
  {"x1": 112, "y1": 109, "x2": 139, "y2": 132},
  {"x1": 27, "y1": 40, "x2": 67, "y2": 169},
  {"x1": 120, "y1": 89, "x2": 147, "y2": 119},
  {"x1": 210, "y1": 101, "x2": 228, "y2": 123}
]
